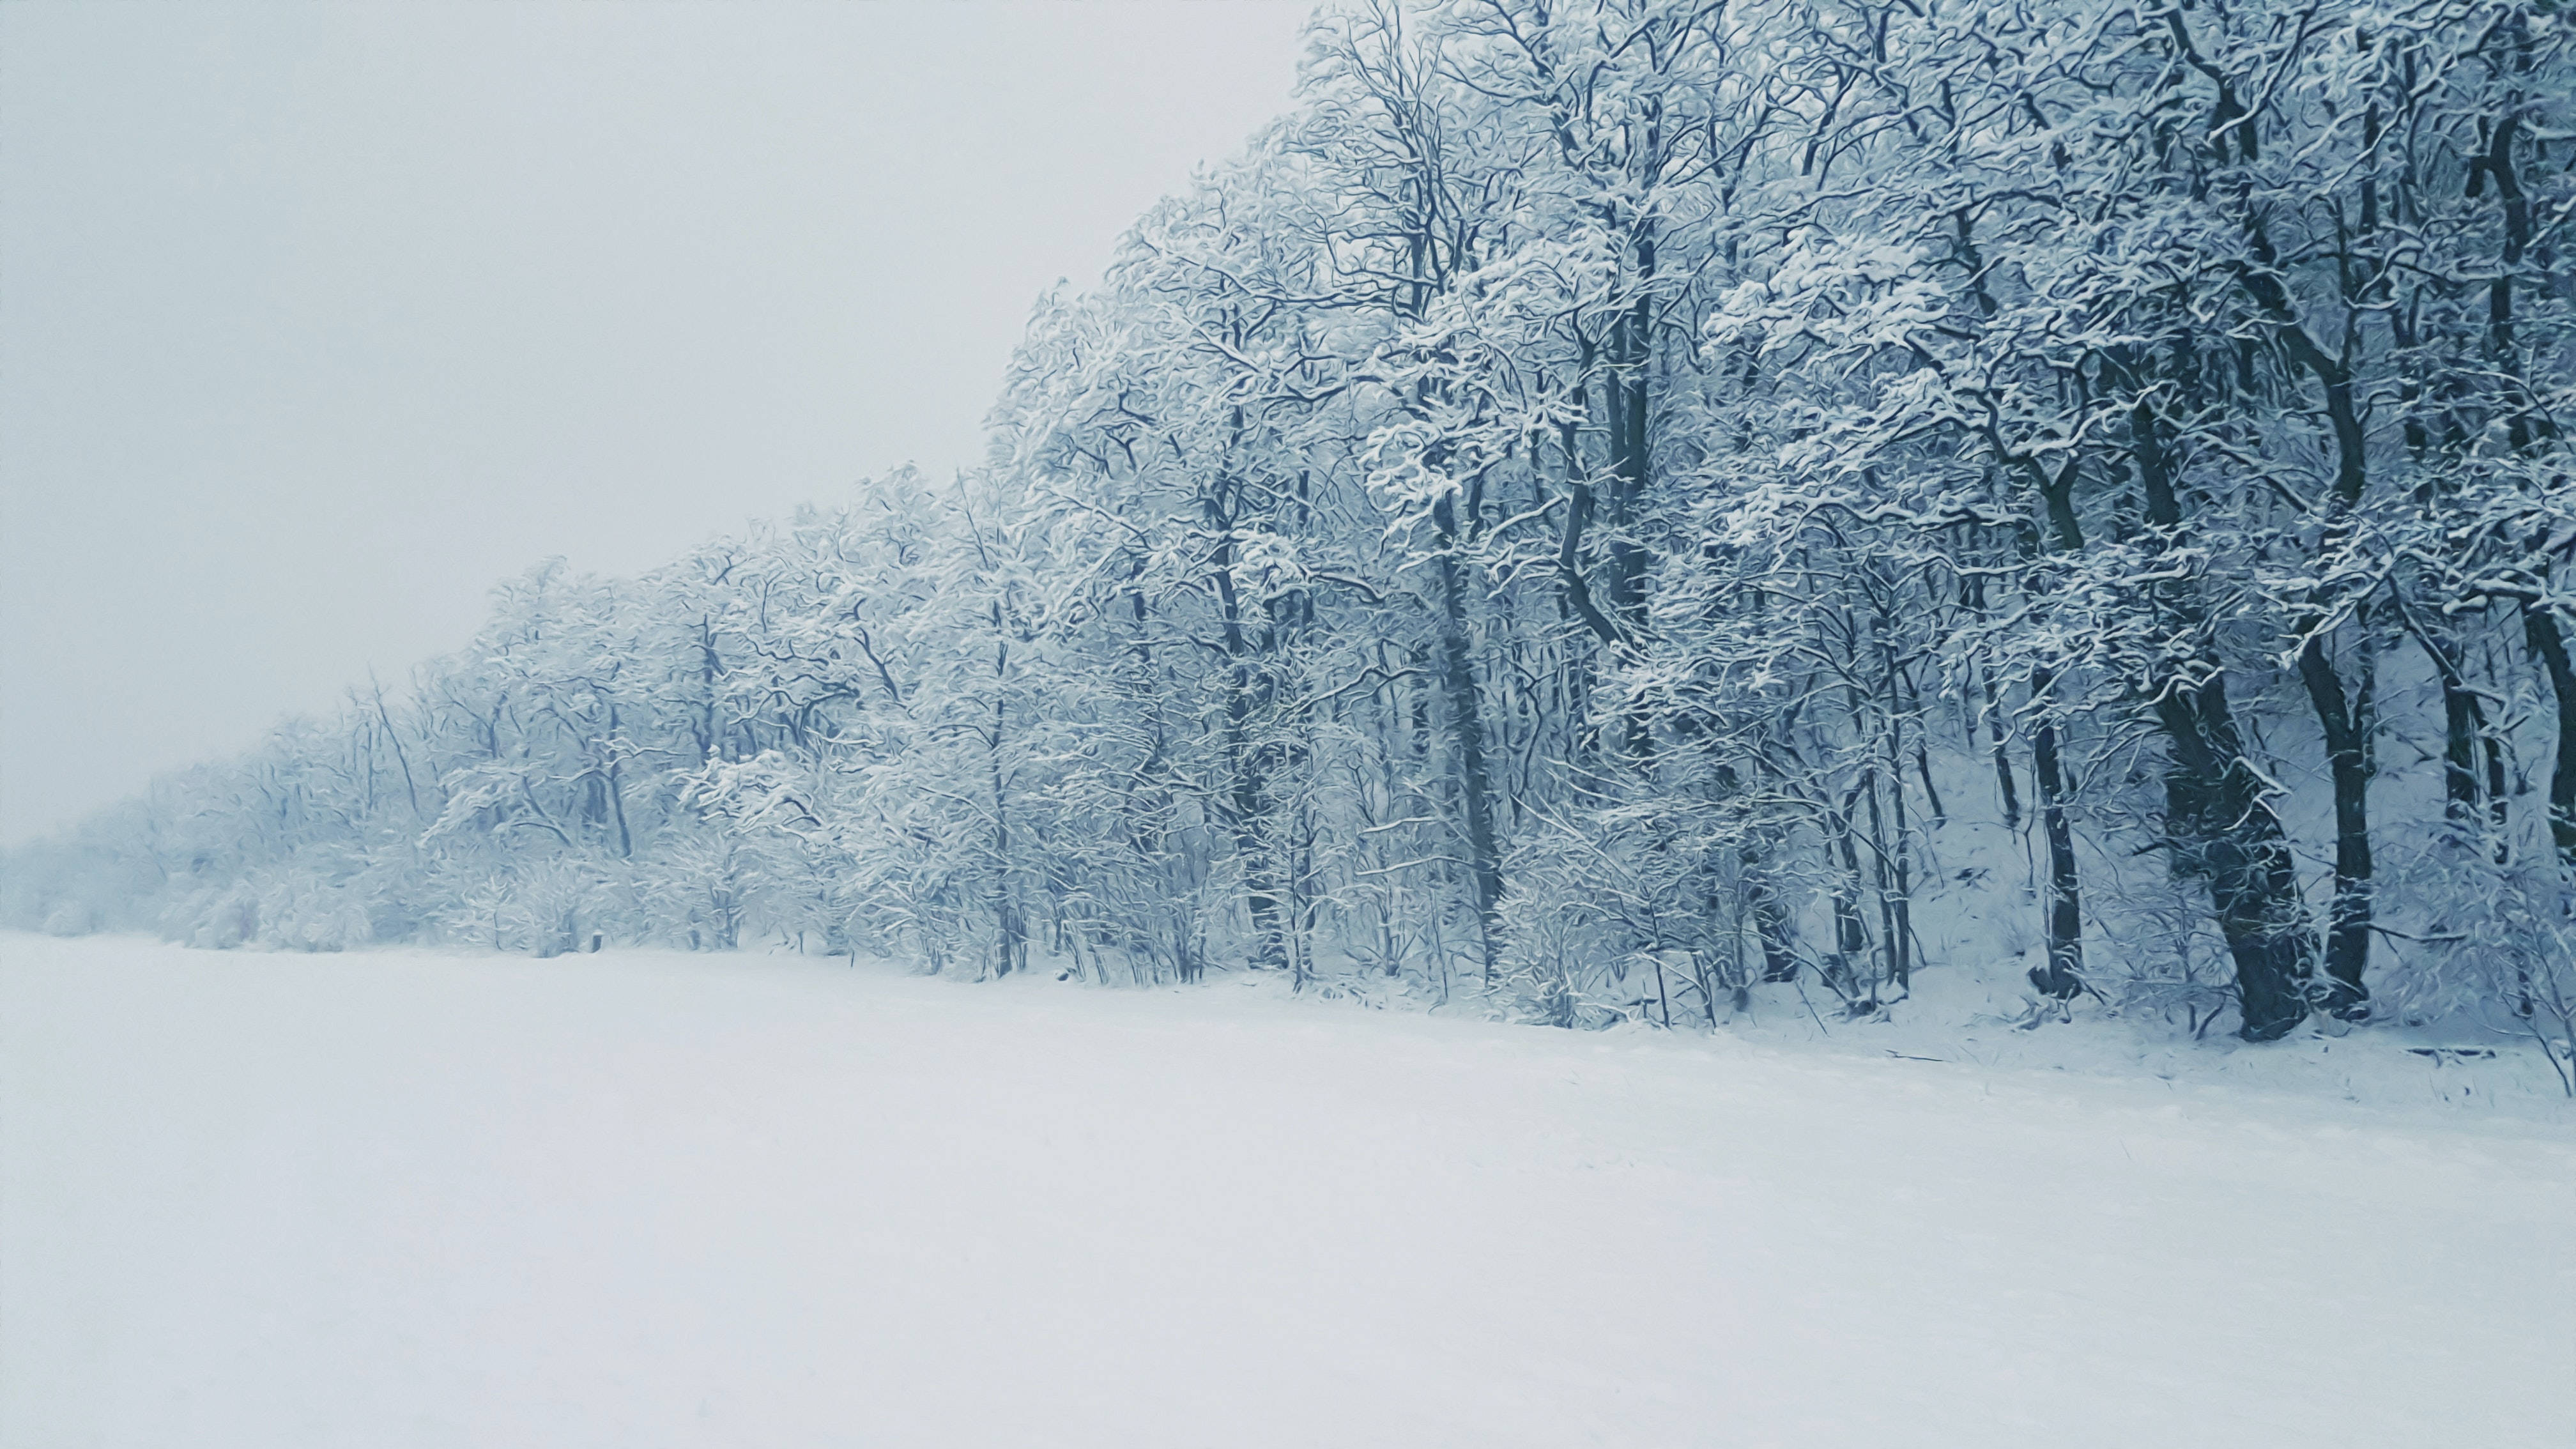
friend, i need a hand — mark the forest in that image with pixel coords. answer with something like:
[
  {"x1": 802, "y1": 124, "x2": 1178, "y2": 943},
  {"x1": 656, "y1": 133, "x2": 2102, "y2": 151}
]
[{"x1": 9, "y1": 0, "x2": 2573, "y2": 1059}]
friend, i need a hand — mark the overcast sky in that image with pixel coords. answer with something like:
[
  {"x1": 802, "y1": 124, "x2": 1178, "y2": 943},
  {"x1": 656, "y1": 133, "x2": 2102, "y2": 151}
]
[{"x1": 0, "y1": 1, "x2": 1313, "y2": 844}]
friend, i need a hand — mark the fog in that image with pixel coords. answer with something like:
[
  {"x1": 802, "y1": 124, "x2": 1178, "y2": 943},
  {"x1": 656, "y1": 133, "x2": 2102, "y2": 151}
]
[{"x1": 0, "y1": 1, "x2": 1308, "y2": 843}]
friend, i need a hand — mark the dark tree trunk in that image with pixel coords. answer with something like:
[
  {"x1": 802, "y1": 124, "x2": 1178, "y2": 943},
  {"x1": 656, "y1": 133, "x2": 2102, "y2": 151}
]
[
  {"x1": 989, "y1": 637, "x2": 1024, "y2": 979},
  {"x1": 1878, "y1": 689, "x2": 1917, "y2": 992},
  {"x1": 2436, "y1": 638, "x2": 2483, "y2": 825},
  {"x1": 605, "y1": 703, "x2": 632, "y2": 860},
  {"x1": 2154, "y1": 676, "x2": 2317, "y2": 1040},
  {"x1": 2016, "y1": 479, "x2": 2087, "y2": 1002},
  {"x1": 2479, "y1": 103, "x2": 2573, "y2": 871},
  {"x1": 1604, "y1": 234, "x2": 1655, "y2": 639},
  {"x1": 1745, "y1": 855, "x2": 1799, "y2": 983},
  {"x1": 2239, "y1": 225, "x2": 2378, "y2": 1010},
  {"x1": 2026, "y1": 667, "x2": 2085, "y2": 1000},
  {"x1": 2127, "y1": 397, "x2": 2315, "y2": 1038},
  {"x1": 1432, "y1": 491, "x2": 1503, "y2": 980},
  {"x1": 1208, "y1": 482, "x2": 1287, "y2": 974},
  {"x1": 2401, "y1": 604, "x2": 2509, "y2": 860},
  {"x1": 2526, "y1": 605, "x2": 2576, "y2": 870},
  {"x1": 2294, "y1": 629, "x2": 2373, "y2": 1018},
  {"x1": 1825, "y1": 785, "x2": 1871, "y2": 1002}
]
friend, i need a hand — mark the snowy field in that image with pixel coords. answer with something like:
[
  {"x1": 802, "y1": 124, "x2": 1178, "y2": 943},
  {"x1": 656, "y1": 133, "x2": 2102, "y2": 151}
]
[{"x1": 4, "y1": 933, "x2": 2571, "y2": 1448}]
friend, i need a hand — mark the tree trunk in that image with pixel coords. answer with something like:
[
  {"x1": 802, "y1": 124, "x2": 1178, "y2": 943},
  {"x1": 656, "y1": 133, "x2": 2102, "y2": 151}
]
[
  {"x1": 2434, "y1": 632, "x2": 2483, "y2": 828},
  {"x1": 2128, "y1": 398, "x2": 2315, "y2": 1038},
  {"x1": 1432, "y1": 491, "x2": 1503, "y2": 980},
  {"x1": 2294, "y1": 629, "x2": 2373, "y2": 1018},
  {"x1": 2240, "y1": 226, "x2": 2377, "y2": 1010},
  {"x1": 1208, "y1": 500, "x2": 1286, "y2": 974},
  {"x1": 1825, "y1": 784, "x2": 1871, "y2": 1003},
  {"x1": 2403, "y1": 607, "x2": 2511, "y2": 862},
  {"x1": 2154, "y1": 676, "x2": 2316, "y2": 1041},
  {"x1": 1745, "y1": 852, "x2": 1800, "y2": 983},
  {"x1": 2526, "y1": 605, "x2": 2576, "y2": 870},
  {"x1": 2016, "y1": 484, "x2": 2086, "y2": 1002},
  {"x1": 2026, "y1": 666, "x2": 2085, "y2": 1000},
  {"x1": 988, "y1": 636, "x2": 1025, "y2": 979}
]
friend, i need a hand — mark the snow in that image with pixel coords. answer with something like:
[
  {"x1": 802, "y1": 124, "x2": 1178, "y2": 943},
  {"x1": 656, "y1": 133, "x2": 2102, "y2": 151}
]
[{"x1": 4, "y1": 933, "x2": 2570, "y2": 1448}]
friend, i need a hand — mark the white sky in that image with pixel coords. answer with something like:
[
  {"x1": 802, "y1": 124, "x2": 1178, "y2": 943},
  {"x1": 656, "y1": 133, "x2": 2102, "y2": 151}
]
[{"x1": 0, "y1": 1, "x2": 1313, "y2": 844}]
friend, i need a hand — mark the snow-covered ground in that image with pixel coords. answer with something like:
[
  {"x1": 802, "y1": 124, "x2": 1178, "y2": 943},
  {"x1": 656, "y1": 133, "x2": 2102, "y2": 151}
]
[{"x1": 4, "y1": 933, "x2": 2570, "y2": 1448}]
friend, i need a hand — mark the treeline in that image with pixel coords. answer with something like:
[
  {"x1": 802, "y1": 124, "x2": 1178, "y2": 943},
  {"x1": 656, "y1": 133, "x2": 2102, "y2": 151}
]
[{"x1": 9, "y1": 0, "x2": 2573, "y2": 1050}]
